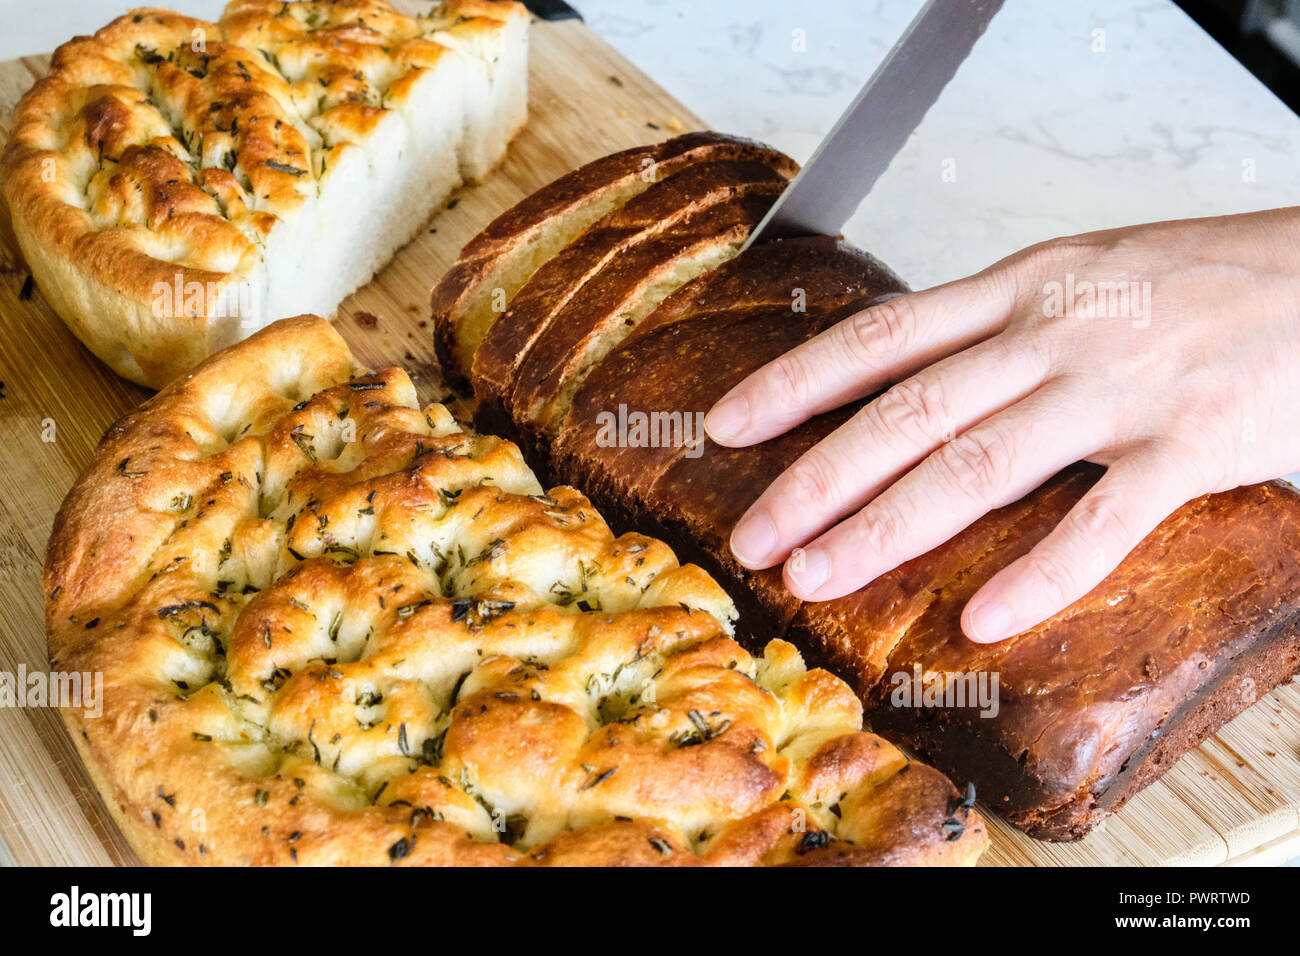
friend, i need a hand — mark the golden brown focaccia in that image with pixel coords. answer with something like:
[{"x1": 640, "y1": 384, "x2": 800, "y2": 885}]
[
  {"x1": 45, "y1": 314, "x2": 987, "y2": 866},
  {"x1": 2, "y1": 0, "x2": 529, "y2": 388}
]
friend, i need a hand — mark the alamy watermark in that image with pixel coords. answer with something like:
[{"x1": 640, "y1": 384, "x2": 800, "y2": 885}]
[
  {"x1": 151, "y1": 273, "x2": 261, "y2": 329},
  {"x1": 1042, "y1": 272, "x2": 1153, "y2": 328},
  {"x1": 50, "y1": 886, "x2": 150, "y2": 936},
  {"x1": 888, "y1": 664, "x2": 1000, "y2": 718},
  {"x1": 1, "y1": 664, "x2": 103, "y2": 718},
  {"x1": 594, "y1": 403, "x2": 707, "y2": 458}
]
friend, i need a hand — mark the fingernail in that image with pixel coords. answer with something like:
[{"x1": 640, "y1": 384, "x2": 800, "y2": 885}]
[
  {"x1": 730, "y1": 513, "x2": 777, "y2": 565},
  {"x1": 787, "y1": 547, "x2": 829, "y2": 594},
  {"x1": 705, "y1": 396, "x2": 748, "y2": 443},
  {"x1": 966, "y1": 600, "x2": 1016, "y2": 643}
]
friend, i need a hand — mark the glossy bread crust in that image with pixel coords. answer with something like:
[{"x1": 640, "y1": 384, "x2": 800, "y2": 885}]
[{"x1": 46, "y1": 314, "x2": 986, "y2": 866}]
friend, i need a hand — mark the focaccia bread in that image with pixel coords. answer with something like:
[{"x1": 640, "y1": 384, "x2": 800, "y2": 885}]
[
  {"x1": 2, "y1": 0, "x2": 529, "y2": 389},
  {"x1": 430, "y1": 132, "x2": 1300, "y2": 841},
  {"x1": 45, "y1": 314, "x2": 986, "y2": 866}
]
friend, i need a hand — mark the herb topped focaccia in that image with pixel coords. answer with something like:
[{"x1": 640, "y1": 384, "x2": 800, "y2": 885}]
[{"x1": 45, "y1": 314, "x2": 987, "y2": 866}]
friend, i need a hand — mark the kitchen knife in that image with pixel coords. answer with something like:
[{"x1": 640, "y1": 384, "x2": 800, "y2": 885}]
[
  {"x1": 522, "y1": 0, "x2": 583, "y2": 21},
  {"x1": 746, "y1": 0, "x2": 1004, "y2": 247}
]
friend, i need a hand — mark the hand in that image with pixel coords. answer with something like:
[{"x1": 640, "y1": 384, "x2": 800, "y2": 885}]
[{"x1": 704, "y1": 207, "x2": 1300, "y2": 642}]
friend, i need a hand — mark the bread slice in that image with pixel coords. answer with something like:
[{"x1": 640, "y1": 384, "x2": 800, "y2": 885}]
[
  {"x1": 431, "y1": 133, "x2": 799, "y2": 388},
  {"x1": 1, "y1": 0, "x2": 529, "y2": 388},
  {"x1": 472, "y1": 160, "x2": 788, "y2": 410},
  {"x1": 504, "y1": 179, "x2": 789, "y2": 440}
]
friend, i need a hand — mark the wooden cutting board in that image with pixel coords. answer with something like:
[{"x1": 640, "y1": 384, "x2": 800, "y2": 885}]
[{"x1": 0, "y1": 11, "x2": 1297, "y2": 868}]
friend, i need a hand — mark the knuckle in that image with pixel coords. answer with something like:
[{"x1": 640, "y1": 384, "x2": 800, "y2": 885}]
[
  {"x1": 783, "y1": 450, "x2": 844, "y2": 513},
  {"x1": 1147, "y1": 436, "x2": 1220, "y2": 492},
  {"x1": 1067, "y1": 493, "x2": 1133, "y2": 550},
  {"x1": 1017, "y1": 234, "x2": 1090, "y2": 275},
  {"x1": 1024, "y1": 550, "x2": 1080, "y2": 606},
  {"x1": 847, "y1": 502, "x2": 904, "y2": 556},
  {"x1": 871, "y1": 375, "x2": 953, "y2": 446},
  {"x1": 768, "y1": 350, "x2": 820, "y2": 409},
  {"x1": 998, "y1": 319, "x2": 1058, "y2": 371},
  {"x1": 845, "y1": 296, "x2": 919, "y2": 364},
  {"x1": 931, "y1": 425, "x2": 1012, "y2": 500}
]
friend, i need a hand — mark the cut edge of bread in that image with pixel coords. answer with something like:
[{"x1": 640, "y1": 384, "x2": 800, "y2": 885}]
[
  {"x1": 475, "y1": 170, "x2": 792, "y2": 431},
  {"x1": 431, "y1": 133, "x2": 800, "y2": 387},
  {"x1": 529, "y1": 232, "x2": 749, "y2": 435},
  {"x1": 452, "y1": 183, "x2": 647, "y2": 380}
]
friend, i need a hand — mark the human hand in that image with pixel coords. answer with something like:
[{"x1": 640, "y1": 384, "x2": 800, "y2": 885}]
[{"x1": 704, "y1": 207, "x2": 1300, "y2": 642}]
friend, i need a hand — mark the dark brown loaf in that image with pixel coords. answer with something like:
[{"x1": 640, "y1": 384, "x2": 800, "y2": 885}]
[{"x1": 429, "y1": 132, "x2": 1300, "y2": 841}]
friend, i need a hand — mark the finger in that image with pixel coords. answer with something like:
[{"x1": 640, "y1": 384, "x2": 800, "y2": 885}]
[
  {"x1": 704, "y1": 258, "x2": 1035, "y2": 448},
  {"x1": 728, "y1": 331, "x2": 1054, "y2": 570},
  {"x1": 960, "y1": 448, "x2": 1203, "y2": 643},
  {"x1": 779, "y1": 380, "x2": 1110, "y2": 600}
]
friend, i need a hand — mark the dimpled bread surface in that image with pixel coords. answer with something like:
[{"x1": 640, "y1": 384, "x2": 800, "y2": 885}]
[{"x1": 45, "y1": 314, "x2": 987, "y2": 866}]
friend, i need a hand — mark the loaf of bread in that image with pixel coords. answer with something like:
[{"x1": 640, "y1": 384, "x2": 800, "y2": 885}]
[
  {"x1": 2, "y1": 0, "x2": 529, "y2": 388},
  {"x1": 45, "y1": 314, "x2": 987, "y2": 866},
  {"x1": 430, "y1": 132, "x2": 1300, "y2": 840}
]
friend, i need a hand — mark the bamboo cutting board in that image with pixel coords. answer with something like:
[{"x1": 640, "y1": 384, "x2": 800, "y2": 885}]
[{"x1": 0, "y1": 10, "x2": 1297, "y2": 868}]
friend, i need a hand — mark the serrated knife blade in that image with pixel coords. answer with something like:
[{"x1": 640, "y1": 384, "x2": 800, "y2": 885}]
[{"x1": 745, "y1": 0, "x2": 1004, "y2": 248}]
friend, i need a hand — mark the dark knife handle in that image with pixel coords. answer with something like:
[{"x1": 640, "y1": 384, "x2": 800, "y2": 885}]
[{"x1": 523, "y1": 0, "x2": 583, "y2": 21}]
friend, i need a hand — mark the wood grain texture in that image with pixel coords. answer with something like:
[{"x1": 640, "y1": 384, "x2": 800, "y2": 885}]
[{"x1": 0, "y1": 11, "x2": 1297, "y2": 867}]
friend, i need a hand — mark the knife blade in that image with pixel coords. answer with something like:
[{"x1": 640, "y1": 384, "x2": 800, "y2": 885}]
[
  {"x1": 522, "y1": 0, "x2": 583, "y2": 21},
  {"x1": 746, "y1": 0, "x2": 1004, "y2": 248}
]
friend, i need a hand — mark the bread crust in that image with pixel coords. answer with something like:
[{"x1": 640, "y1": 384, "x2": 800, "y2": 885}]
[
  {"x1": 3, "y1": 0, "x2": 529, "y2": 388},
  {"x1": 46, "y1": 313, "x2": 986, "y2": 866}
]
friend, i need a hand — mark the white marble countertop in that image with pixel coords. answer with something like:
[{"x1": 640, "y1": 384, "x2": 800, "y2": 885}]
[{"x1": 576, "y1": 0, "x2": 1300, "y2": 288}]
